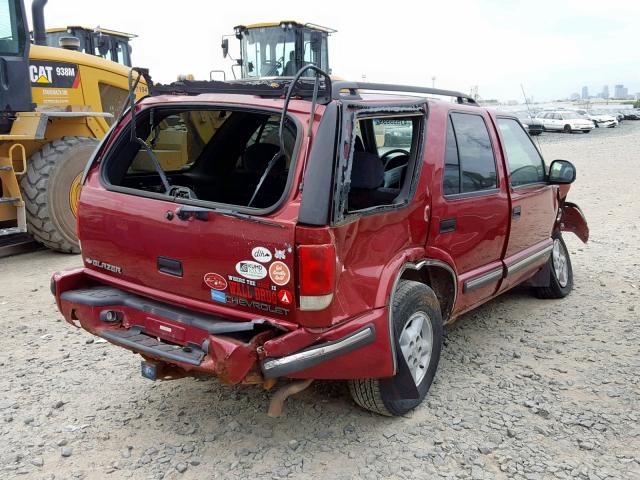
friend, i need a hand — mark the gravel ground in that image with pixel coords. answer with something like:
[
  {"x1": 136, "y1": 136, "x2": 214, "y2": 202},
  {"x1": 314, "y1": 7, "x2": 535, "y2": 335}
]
[{"x1": 1, "y1": 122, "x2": 639, "y2": 480}]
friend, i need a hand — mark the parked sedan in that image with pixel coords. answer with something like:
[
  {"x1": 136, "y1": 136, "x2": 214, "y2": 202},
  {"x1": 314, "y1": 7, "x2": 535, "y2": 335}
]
[
  {"x1": 623, "y1": 110, "x2": 640, "y2": 120},
  {"x1": 574, "y1": 109, "x2": 618, "y2": 128},
  {"x1": 514, "y1": 111, "x2": 543, "y2": 135},
  {"x1": 535, "y1": 111, "x2": 595, "y2": 133}
]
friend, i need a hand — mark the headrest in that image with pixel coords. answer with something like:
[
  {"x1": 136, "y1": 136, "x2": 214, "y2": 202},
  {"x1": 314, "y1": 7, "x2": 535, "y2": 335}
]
[{"x1": 350, "y1": 151, "x2": 384, "y2": 189}]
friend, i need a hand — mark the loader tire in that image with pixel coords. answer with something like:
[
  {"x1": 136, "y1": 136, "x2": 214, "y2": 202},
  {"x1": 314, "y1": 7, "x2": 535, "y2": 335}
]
[{"x1": 20, "y1": 136, "x2": 98, "y2": 253}]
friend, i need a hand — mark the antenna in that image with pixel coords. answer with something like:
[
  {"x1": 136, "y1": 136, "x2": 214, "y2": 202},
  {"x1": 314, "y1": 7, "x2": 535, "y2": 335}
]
[
  {"x1": 520, "y1": 83, "x2": 533, "y2": 117},
  {"x1": 520, "y1": 83, "x2": 543, "y2": 153}
]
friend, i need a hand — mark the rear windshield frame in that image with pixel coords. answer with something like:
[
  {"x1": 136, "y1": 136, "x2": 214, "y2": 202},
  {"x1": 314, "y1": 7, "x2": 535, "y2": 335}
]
[{"x1": 98, "y1": 103, "x2": 303, "y2": 216}]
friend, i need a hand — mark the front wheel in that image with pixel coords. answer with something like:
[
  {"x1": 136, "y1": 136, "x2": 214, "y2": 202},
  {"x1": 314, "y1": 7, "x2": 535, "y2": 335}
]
[
  {"x1": 563, "y1": 124, "x2": 572, "y2": 133},
  {"x1": 535, "y1": 235, "x2": 573, "y2": 299},
  {"x1": 348, "y1": 280, "x2": 443, "y2": 416}
]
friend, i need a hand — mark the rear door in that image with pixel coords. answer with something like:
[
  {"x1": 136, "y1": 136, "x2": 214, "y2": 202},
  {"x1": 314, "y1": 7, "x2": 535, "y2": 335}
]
[{"x1": 493, "y1": 115, "x2": 557, "y2": 291}]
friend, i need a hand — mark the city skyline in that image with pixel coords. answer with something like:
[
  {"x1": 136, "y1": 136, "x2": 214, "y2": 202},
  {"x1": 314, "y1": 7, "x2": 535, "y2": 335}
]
[{"x1": 572, "y1": 83, "x2": 636, "y2": 101}]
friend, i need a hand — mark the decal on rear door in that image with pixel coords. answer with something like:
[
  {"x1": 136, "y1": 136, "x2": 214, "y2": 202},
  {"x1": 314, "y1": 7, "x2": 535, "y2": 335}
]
[
  {"x1": 204, "y1": 272, "x2": 227, "y2": 291},
  {"x1": 269, "y1": 261, "x2": 290, "y2": 286},
  {"x1": 251, "y1": 246, "x2": 273, "y2": 263},
  {"x1": 236, "y1": 260, "x2": 268, "y2": 280}
]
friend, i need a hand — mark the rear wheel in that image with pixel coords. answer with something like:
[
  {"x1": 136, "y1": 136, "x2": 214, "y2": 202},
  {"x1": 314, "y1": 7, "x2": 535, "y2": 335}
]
[
  {"x1": 535, "y1": 235, "x2": 573, "y2": 299},
  {"x1": 563, "y1": 124, "x2": 572, "y2": 133},
  {"x1": 348, "y1": 280, "x2": 443, "y2": 416},
  {"x1": 20, "y1": 136, "x2": 98, "y2": 253}
]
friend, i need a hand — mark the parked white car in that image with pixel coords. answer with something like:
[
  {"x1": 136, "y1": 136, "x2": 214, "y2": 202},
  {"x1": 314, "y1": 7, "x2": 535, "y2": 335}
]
[
  {"x1": 573, "y1": 109, "x2": 618, "y2": 128},
  {"x1": 535, "y1": 111, "x2": 595, "y2": 133}
]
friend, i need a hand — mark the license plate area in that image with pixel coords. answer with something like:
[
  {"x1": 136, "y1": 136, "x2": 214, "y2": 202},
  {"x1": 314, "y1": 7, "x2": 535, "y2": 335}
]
[{"x1": 141, "y1": 360, "x2": 157, "y2": 380}]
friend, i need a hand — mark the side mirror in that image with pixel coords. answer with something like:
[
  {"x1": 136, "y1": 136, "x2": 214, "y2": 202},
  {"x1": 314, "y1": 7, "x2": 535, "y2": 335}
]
[
  {"x1": 221, "y1": 38, "x2": 229, "y2": 58},
  {"x1": 548, "y1": 159, "x2": 576, "y2": 184}
]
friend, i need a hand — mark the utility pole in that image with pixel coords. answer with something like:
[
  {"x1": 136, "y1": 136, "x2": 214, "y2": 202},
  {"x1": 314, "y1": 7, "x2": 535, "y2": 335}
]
[{"x1": 431, "y1": 76, "x2": 436, "y2": 88}]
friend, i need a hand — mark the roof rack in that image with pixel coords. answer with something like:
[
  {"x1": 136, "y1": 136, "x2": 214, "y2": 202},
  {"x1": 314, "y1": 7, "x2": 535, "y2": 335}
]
[
  {"x1": 331, "y1": 81, "x2": 477, "y2": 105},
  {"x1": 150, "y1": 78, "x2": 332, "y2": 102},
  {"x1": 149, "y1": 78, "x2": 476, "y2": 105}
]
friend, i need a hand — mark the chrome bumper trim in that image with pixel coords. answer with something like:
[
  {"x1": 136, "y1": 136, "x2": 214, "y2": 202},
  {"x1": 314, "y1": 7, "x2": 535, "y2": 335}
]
[{"x1": 261, "y1": 325, "x2": 375, "y2": 379}]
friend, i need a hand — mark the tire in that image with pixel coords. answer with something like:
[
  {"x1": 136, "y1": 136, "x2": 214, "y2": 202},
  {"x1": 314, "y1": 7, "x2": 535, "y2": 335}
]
[
  {"x1": 349, "y1": 280, "x2": 443, "y2": 416},
  {"x1": 20, "y1": 136, "x2": 98, "y2": 253},
  {"x1": 535, "y1": 234, "x2": 573, "y2": 299},
  {"x1": 563, "y1": 124, "x2": 572, "y2": 133},
  {"x1": 583, "y1": 130, "x2": 591, "y2": 134}
]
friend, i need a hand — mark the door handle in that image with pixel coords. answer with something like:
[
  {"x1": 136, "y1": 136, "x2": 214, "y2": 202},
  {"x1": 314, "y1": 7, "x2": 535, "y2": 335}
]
[
  {"x1": 512, "y1": 206, "x2": 522, "y2": 219},
  {"x1": 175, "y1": 205, "x2": 210, "y2": 221},
  {"x1": 157, "y1": 256, "x2": 183, "y2": 277},
  {"x1": 439, "y1": 218, "x2": 456, "y2": 234}
]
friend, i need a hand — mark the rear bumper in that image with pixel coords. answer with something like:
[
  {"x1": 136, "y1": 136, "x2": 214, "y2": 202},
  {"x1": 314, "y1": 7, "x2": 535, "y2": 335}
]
[{"x1": 51, "y1": 268, "x2": 393, "y2": 383}]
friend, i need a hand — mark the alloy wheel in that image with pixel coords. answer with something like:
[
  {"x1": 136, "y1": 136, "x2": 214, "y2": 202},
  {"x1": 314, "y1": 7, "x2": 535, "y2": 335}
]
[
  {"x1": 399, "y1": 311, "x2": 433, "y2": 386},
  {"x1": 552, "y1": 238, "x2": 569, "y2": 288}
]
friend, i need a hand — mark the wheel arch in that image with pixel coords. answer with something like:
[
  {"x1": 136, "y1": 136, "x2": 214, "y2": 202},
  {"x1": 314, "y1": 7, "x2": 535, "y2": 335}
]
[
  {"x1": 397, "y1": 260, "x2": 457, "y2": 324},
  {"x1": 385, "y1": 258, "x2": 457, "y2": 375}
]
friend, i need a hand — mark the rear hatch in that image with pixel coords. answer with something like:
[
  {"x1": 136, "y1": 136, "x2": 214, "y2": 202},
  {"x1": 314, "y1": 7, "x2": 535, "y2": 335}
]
[{"x1": 79, "y1": 102, "x2": 303, "y2": 322}]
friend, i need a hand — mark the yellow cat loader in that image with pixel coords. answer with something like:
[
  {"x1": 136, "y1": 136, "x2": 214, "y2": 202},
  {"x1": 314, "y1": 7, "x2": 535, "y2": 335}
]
[{"x1": 0, "y1": 0, "x2": 145, "y2": 253}]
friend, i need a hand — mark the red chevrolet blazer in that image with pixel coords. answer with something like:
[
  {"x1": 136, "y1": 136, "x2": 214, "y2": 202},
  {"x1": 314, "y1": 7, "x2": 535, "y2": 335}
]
[{"x1": 52, "y1": 73, "x2": 588, "y2": 416}]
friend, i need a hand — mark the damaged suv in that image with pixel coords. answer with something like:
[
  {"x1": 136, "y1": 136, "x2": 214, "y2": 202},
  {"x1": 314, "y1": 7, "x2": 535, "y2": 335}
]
[{"x1": 52, "y1": 69, "x2": 589, "y2": 416}]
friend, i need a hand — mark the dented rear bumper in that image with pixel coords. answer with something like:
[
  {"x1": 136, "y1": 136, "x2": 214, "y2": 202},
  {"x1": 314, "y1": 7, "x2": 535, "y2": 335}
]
[{"x1": 51, "y1": 268, "x2": 393, "y2": 384}]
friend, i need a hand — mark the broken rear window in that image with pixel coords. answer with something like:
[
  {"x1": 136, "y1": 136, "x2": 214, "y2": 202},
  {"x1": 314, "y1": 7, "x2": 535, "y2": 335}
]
[{"x1": 102, "y1": 107, "x2": 298, "y2": 211}]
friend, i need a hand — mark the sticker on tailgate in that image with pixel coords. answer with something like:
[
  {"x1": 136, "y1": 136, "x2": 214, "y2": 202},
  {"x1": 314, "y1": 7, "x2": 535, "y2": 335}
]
[
  {"x1": 236, "y1": 261, "x2": 267, "y2": 280},
  {"x1": 204, "y1": 272, "x2": 227, "y2": 291}
]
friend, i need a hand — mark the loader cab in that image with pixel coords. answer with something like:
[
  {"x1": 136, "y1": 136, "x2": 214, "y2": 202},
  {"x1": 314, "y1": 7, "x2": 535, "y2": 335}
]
[
  {"x1": 0, "y1": 0, "x2": 32, "y2": 129},
  {"x1": 232, "y1": 21, "x2": 334, "y2": 78},
  {"x1": 44, "y1": 26, "x2": 134, "y2": 66}
]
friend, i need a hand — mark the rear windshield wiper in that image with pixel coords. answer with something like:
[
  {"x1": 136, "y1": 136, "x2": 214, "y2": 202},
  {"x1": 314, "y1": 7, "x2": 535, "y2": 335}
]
[
  {"x1": 246, "y1": 65, "x2": 331, "y2": 208},
  {"x1": 127, "y1": 68, "x2": 171, "y2": 194},
  {"x1": 175, "y1": 204, "x2": 283, "y2": 228}
]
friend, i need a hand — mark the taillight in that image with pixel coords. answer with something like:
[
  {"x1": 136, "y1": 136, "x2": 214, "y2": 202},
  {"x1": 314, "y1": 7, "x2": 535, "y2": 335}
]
[{"x1": 297, "y1": 244, "x2": 336, "y2": 311}]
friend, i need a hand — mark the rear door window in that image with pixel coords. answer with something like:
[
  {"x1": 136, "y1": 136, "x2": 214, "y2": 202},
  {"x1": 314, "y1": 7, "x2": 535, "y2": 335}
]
[
  {"x1": 497, "y1": 117, "x2": 546, "y2": 186},
  {"x1": 445, "y1": 112, "x2": 497, "y2": 195},
  {"x1": 343, "y1": 112, "x2": 423, "y2": 213}
]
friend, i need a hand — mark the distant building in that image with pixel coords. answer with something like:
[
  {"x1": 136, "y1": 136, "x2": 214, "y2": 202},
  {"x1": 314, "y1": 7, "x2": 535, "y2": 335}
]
[
  {"x1": 614, "y1": 84, "x2": 628, "y2": 99},
  {"x1": 570, "y1": 92, "x2": 580, "y2": 101},
  {"x1": 601, "y1": 85, "x2": 609, "y2": 99},
  {"x1": 581, "y1": 86, "x2": 589, "y2": 99}
]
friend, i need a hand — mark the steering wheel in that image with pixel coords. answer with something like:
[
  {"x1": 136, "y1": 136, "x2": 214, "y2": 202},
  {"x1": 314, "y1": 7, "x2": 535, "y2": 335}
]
[
  {"x1": 169, "y1": 185, "x2": 198, "y2": 200},
  {"x1": 381, "y1": 148, "x2": 410, "y2": 164},
  {"x1": 262, "y1": 59, "x2": 283, "y2": 76}
]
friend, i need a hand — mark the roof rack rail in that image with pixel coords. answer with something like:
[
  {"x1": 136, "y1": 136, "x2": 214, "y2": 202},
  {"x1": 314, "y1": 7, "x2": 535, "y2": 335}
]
[
  {"x1": 148, "y1": 78, "x2": 476, "y2": 106},
  {"x1": 331, "y1": 81, "x2": 477, "y2": 105}
]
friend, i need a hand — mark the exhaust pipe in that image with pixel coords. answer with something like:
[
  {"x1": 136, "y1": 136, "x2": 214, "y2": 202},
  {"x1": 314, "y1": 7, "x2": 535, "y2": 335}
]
[{"x1": 32, "y1": 0, "x2": 48, "y2": 46}]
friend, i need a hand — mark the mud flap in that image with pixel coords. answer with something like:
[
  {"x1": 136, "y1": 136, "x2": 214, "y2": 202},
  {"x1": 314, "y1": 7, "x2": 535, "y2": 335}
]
[{"x1": 379, "y1": 333, "x2": 420, "y2": 401}]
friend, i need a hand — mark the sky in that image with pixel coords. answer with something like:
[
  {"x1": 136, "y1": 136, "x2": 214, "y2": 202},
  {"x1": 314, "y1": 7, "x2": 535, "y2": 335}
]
[{"x1": 30, "y1": 0, "x2": 640, "y2": 102}]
